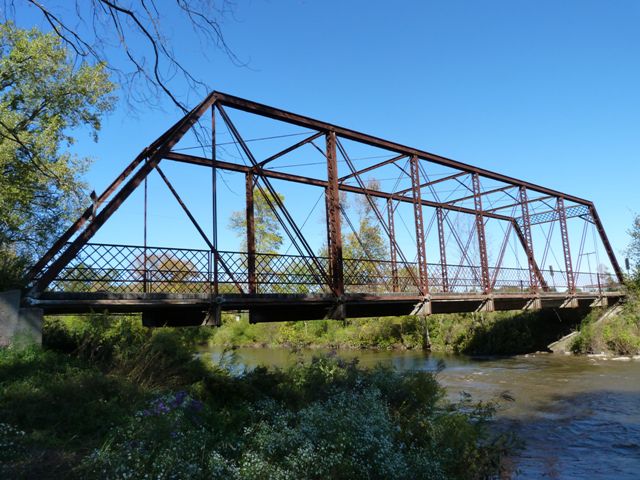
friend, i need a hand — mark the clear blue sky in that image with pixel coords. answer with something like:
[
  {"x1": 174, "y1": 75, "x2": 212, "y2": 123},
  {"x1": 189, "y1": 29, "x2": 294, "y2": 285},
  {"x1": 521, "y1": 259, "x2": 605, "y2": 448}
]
[{"x1": 17, "y1": 0, "x2": 640, "y2": 270}]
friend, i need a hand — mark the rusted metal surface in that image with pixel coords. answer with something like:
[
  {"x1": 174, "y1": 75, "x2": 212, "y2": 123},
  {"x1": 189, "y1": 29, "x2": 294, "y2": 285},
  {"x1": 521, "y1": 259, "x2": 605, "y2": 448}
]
[
  {"x1": 436, "y1": 207, "x2": 449, "y2": 293},
  {"x1": 557, "y1": 197, "x2": 575, "y2": 293},
  {"x1": 165, "y1": 151, "x2": 516, "y2": 222},
  {"x1": 519, "y1": 186, "x2": 538, "y2": 291},
  {"x1": 26, "y1": 91, "x2": 624, "y2": 318},
  {"x1": 471, "y1": 173, "x2": 491, "y2": 293},
  {"x1": 31, "y1": 93, "x2": 218, "y2": 294},
  {"x1": 246, "y1": 173, "x2": 256, "y2": 295},
  {"x1": 589, "y1": 204, "x2": 624, "y2": 284},
  {"x1": 387, "y1": 199, "x2": 399, "y2": 292},
  {"x1": 339, "y1": 153, "x2": 406, "y2": 183},
  {"x1": 211, "y1": 107, "x2": 218, "y2": 296},
  {"x1": 36, "y1": 242, "x2": 622, "y2": 298},
  {"x1": 410, "y1": 156, "x2": 429, "y2": 296},
  {"x1": 212, "y1": 92, "x2": 594, "y2": 206},
  {"x1": 325, "y1": 131, "x2": 344, "y2": 297}
]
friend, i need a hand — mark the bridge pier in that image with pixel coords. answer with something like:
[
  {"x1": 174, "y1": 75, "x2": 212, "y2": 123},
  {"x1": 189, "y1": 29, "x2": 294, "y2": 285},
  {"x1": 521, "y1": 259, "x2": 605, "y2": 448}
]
[{"x1": 0, "y1": 290, "x2": 43, "y2": 347}]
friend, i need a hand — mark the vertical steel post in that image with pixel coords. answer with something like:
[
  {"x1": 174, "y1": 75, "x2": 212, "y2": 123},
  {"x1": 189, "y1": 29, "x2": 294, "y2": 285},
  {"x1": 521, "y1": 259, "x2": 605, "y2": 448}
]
[
  {"x1": 246, "y1": 172, "x2": 256, "y2": 294},
  {"x1": 519, "y1": 186, "x2": 537, "y2": 291},
  {"x1": 410, "y1": 156, "x2": 429, "y2": 296},
  {"x1": 143, "y1": 173, "x2": 148, "y2": 293},
  {"x1": 472, "y1": 173, "x2": 491, "y2": 293},
  {"x1": 557, "y1": 197, "x2": 575, "y2": 293},
  {"x1": 436, "y1": 207, "x2": 449, "y2": 293},
  {"x1": 211, "y1": 107, "x2": 218, "y2": 296},
  {"x1": 387, "y1": 198, "x2": 399, "y2": 292},
  {"x1": 326, "y1": 131, "x2": 344, "y2": 296}
]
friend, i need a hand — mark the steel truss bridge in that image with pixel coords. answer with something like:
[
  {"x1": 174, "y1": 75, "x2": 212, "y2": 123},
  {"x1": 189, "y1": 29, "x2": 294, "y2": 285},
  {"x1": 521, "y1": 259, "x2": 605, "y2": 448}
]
[{"x1": 24, "y1": 92, "x2": 625, "y2": 325}]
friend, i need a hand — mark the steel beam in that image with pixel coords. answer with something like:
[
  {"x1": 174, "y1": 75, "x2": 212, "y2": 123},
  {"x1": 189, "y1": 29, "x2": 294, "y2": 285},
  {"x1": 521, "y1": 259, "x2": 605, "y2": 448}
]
[
  {"x1": 485, "y1": 195, "x2": 554, "y2": 213},
  {"x1": 519, "y1": 187, "x2": 538, "y2": 291},
  {"x1": 436, "y1": 207, "x2": 449, "y2": 292},
  {"x1": 387, "y1": 199, "x2": 399, "y2": 292},
  {"x1": 490, "y1": 222, "x2": 512, "y2": 290},
  {"x1": 410, "y1": 156, "x2": 429, "y2": 296},
  {"x1": 336, "y1": 139, "x2": 421, "y2": 290},
  {"x1": 325, "y1": 131, "x2": 344, "y2": 297},
  {"x1": 32, "y1": 93, "x2": 218, "y2": 294},
  {"x1": 211, "y1": 107, "x2": 218, "y2": 295},
  {"x1": 589, "y1": 205, "x2": 624, "y2": 283},
  {"x1": 26, "y1": 109, "x2": 202, "y2": 283},
  {"x1": 338, "y1": 153, "x2": 406, "y2": 183},
  {"x1": 256, "y1": 131, "x2": 323, "y2": 168},
  {"x1": 512, "y1": 221, "x2": 549, "y2": 290},
  {"x1": 156, "y1": 166, "x2": 245, "y2": 294},
  {"x1": 217, "y1": 105, "x2": 334, "y2": 293},
  {"x1": 165, "y1": 152, "x2": 515, "y2": 222},
  {"x1": 447, "y1": 185, "x2": 514, "y2": 205},
  {"x1": 246, "y1": 172, "x2": 256, "y2": 294},
  {"x1": 557, "y1": 197, "x2": 575, "y2": 293},
  {"x1": 213, "y1": 92, "x2": 592, "y2": 206},
  {"x1": 394, "y1": 172, "x2": 468, "y2": 196},
  {"x1": 472, "y1": 173, "x2": 491, "y2": 293}
]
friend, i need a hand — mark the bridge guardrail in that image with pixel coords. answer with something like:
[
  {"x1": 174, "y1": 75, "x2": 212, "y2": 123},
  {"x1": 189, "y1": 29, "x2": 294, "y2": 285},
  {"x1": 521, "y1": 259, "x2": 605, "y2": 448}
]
[{"x1": 39, "y1": 243, "x2": 622, "y2": 296}]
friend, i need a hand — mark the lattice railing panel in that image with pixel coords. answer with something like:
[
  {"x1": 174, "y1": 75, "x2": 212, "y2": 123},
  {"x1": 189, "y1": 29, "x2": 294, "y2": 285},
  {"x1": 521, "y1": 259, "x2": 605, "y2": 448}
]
[{"x1": 46, "y1": 243, "x2": 621, "y2": 296}]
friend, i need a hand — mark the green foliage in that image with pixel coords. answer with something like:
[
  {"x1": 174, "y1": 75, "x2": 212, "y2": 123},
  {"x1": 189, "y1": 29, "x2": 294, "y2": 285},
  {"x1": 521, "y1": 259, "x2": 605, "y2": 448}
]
[
  {"x1": 210, "y1": 309, "x2": 581, "y2": 355},
  {"x1": 43, "y1": 314, "x2": 212, "y2": 388},
  {"x1": 229, "y1": 189, "x2": 284, "y2": 253},
  {"x1": 80, "y1": 354, "x2": 512, "y2": 480},
  {"x1": 571, "y1": 298, "x2": 640, "y2": 355},
  {"x1": 0, "y1": 345, "x2": 144, "y2": 455},
  {"x1": 81, "y1": 391, "x2": 235, "y2": 479},
  {"x1": 1, "y1": 318, "x2": 516, "y2": 478},
  {"x1": 342, "y1": 179, "x2": 388, "y2": 262},
  {"x1": 0, "y1": 22, "x2": 115, "y2": 255},
  {"x1": 627, "y1": 214, "x2": 640, "y2": 280},
  {"x1": 0, "y1": 246, "x2": 29, "y2": 290}
]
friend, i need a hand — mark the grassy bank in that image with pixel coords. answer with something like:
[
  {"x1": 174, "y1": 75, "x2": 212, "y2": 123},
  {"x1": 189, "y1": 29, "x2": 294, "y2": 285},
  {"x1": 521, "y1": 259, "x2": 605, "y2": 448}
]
[
  {"x1": 571, "y1": 295, "x2": 640, "y2": 355},
  {"x1": 1, "y1": 315, "x2": 516, "y2": 479},
  {"x1": 210, "y1": 308, "x2": 587, "y2": 355}
]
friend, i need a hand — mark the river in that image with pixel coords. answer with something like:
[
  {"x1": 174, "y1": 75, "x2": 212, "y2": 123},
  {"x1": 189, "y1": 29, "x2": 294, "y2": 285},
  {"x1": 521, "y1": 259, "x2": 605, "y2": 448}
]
[{"x1": 202, "y1": 346, "x2": 640, "y2": 479}]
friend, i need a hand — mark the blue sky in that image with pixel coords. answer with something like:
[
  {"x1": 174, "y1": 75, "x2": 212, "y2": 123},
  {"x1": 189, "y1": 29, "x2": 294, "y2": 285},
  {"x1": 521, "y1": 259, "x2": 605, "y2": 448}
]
[{"x1": 15, "y1": 0, "x2": 640, "y2": 272}]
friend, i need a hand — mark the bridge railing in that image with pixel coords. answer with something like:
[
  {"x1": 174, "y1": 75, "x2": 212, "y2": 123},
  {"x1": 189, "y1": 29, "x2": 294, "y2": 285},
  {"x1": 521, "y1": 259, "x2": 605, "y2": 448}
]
[{"x1": 40, "y1": 243, "x2": 621, "y2": 296}]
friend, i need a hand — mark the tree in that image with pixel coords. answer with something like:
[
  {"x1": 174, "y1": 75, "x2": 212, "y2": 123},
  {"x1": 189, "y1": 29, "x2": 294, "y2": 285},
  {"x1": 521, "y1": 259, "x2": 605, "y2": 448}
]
[
  {"x1": 343, "y1": 179, "x2": 387, "y2": 260},
  {"x1": 0, "y1": 22, "x2": 116, "y2": 256},
  {"x1": 627, "y1": 214, "x2": 640, "y2": 281},
  {"x1": 229, "y1": 189, "x2": 284, "y2": 254},
  {"x1": 6, "y1": 0, "x2": 241, "y2": 111}
]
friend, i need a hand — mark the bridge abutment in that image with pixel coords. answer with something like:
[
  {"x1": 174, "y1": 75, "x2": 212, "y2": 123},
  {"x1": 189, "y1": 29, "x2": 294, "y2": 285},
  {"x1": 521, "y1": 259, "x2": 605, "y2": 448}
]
[{"x1": 0, "y1": 290, "x2": 43, "y2": 347}]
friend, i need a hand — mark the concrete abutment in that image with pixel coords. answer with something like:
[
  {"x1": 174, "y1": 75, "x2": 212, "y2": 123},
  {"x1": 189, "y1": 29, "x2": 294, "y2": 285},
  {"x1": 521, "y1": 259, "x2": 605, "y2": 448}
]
[{"x1": 0, "y1": 290, "x2": 43, "y2": 347}]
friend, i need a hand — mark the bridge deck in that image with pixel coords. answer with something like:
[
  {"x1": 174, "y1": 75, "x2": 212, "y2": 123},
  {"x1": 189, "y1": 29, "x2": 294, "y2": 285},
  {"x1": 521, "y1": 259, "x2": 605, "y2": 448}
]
[{"x1": 29, "y1": 291, "x2": 624, "y2": 326}]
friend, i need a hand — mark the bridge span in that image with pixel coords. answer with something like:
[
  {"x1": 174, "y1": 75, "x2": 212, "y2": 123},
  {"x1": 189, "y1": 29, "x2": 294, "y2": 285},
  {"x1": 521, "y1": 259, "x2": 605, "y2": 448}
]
[{"x1": 23, "y1": 92, "x2": 625, "y2": 326}]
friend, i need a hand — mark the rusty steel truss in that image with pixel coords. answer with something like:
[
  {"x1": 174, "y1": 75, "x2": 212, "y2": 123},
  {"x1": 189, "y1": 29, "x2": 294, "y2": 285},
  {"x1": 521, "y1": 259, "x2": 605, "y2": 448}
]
[{"x1": 23, "y1": 92, "x2": 625, "y2": 325}]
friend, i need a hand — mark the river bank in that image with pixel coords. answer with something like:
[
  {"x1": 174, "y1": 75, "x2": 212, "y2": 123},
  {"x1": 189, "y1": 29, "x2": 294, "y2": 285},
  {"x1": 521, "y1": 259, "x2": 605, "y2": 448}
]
[
  {"x1": 0, "y1": 315, "x2": 515, "y2": 479},
  {"x1": 201, "y1": 345, "x2": 640, "y2": 479},
  {"x1": 208, "y1": 294, "x2": 640, "y2": 357}
]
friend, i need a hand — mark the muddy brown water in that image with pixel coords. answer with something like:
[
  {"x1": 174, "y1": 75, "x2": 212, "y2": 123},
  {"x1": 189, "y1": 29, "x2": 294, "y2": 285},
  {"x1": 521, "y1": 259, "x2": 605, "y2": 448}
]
[{"x1": 201, "y1": 347, "x2": 640, "y2": 479}]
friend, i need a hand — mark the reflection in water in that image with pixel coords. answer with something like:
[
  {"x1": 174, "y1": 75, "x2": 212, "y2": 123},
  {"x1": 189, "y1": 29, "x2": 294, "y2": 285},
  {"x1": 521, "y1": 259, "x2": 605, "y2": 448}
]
[{"x1": 201, "y1": 347, "x2": 640, "y2": 479}]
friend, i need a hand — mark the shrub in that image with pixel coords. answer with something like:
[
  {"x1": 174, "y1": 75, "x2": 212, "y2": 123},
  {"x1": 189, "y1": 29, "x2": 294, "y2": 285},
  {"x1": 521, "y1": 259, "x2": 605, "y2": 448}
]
[{"x1": 82, "y1": 391, "x2": 237, "y2": 479}]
